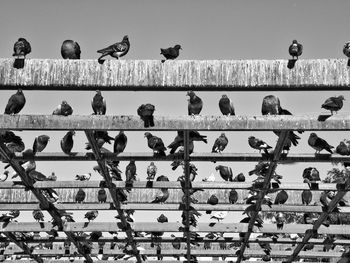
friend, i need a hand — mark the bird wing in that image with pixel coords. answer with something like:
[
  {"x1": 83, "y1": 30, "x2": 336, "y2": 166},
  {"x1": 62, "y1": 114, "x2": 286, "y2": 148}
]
[
  {"x1": 97, "y1": 42, "x2": 128, "y2": 54},
  {"x1": 322, "y1": 98, "x2": 338, "y2": 108}
]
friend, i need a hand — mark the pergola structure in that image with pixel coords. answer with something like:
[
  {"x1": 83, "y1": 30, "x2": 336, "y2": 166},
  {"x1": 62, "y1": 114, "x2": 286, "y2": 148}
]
[{"x1": 0, "y1": 58, "x2": 350, "y2": 263}]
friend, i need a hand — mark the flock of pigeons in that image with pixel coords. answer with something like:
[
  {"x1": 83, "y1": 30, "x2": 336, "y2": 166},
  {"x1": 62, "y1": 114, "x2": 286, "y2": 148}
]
[{"x1": 2, "y1": 36, "x2": 350, "y2": 262}]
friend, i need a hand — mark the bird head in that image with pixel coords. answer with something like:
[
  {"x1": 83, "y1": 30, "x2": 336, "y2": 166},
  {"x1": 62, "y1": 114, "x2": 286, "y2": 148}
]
[
  {"x1": 220, "y1": 133, "x2": 226, "y2": 137},
  {"x1": 62, "y1": 100, "x2": 68, "y2": 105},
  {"x1": 174, "y1": 45, "x2": 182, "y2": 50},
  {"x1": 248, "y1": 136, "x2": 255, "y2": 140},
  {"x1": 309, "y1": 133, "x2": 317, "y2": 138},
  {"x1": 69, "y1": 130, "x2": 76, "y2": 136},
  {"x1": 144, "y1": 132, "x2": 152, "y2": 138},
  {"x1": 150, "y1": 161, "x2": 154, "y2": 165},
  {"x1": 96, "y1": 90, "x2": 101, "y2": 95},
  {"x1": 215, "y1": 165, "x2": 221, "y2": 170},
  {"x1": 187, "y1": 90, "x2": 195, "y2": 97},
  {"x1": 222, "y1": 94, "x2": 228, "y2": 99},
  {"x1": 123, "y1": 35, "x2": 129, "y2": 41},
  {"x1": 292, "y1": 40, "x2": 298, "y2": 44},
  {"x1": 17, "y1": 89, "x2": 23, "y2": 94},
  {"x1": 339, "y1": 95, "x2": 345, "y2": 101},
  {"x1": 40, "y1": 135, "x2": 50, "y2": 142}
]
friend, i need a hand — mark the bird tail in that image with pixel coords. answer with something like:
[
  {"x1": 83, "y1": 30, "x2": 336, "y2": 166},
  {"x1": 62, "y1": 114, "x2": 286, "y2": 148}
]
[
  {"x1": 248, "y1": 170, "x2": 255, "y2": 176},
  {"x1": 288, "y1": 132, "x2": 301, "y2": 146},
  {"x1": 149, "y1": 116, "x2": 155, "y2": 127},
  {"x1": 13, "y1": 58, "x2": 25, "y2": 69},
  {"x1": 326, "y1": 147, "x2": 333, "y2": 154}
]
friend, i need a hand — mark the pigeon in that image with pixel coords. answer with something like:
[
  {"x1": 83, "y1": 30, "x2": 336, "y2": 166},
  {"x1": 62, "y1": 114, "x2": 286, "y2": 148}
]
[
  {"x1": 146, "y1": 162, "x2": 157, "y2": 181},
  {"x1": 157, "y1": 214, "x2": 168, "y2": 223},
  {"x1": 52, "y1": 101, "x2": 73, "y2": 116},
  {"x1": 33, "y1": 135, "x2": 50, "y2": 154},
  {"x1": 85, "y1": 210, "x2": 98, "y2": 221},
  {"x1": 343, "y1": 41, "x2": 350, "y2": 66},
  {"x1": 249, "y1": 161, "x2": 270, "y2": 176},
  {"x1": 308, "y1": 133, "x2": 334, "y2": 154},
  {"x1": 97, "y1": 188, "x2": 107, "y2": 203},
  {"x1": 160, "y1": 44, "x2": 182, "y2": 63},
  {"x1": 75, "y1": 173, "x2": 91, "y2": 181},
  {"x1": 60, "y1": 131, "x2": 75, "y2": 155},
  {"x1": 125, "y1": 160, "x2": 137, "y2": 186},
  {"x1": 233, "y1": 172, "x2": 246, "y2": 182},
  {"x1": 90, "y1": 231, "x2": 102, "y2": 241},
  {"x1": 97, "y1": 35, "x2": 130, "y2": 64},
  {"x1": 75, "y1": 188, "x2": 86, "y2": 203},
  {"x1": 302, "y1": 167, "x2": 321, "y2": 182},
  {"x1": 187, "y1": 91, "x2": 204, "y2": 117},
  {"x1": 0, "y1": 210, "x2": 20, "y2": 223},
  {"x1": 114, "y1": 131, "x2": 127, "y2": 154},
  {"x1": 274, "y1": 190, "x2": 288, "y2": 205},
  {"x1": 215, "y1": 165, "x2": 233, "y2": 181},
  {"x1": 137, "y1": 104, "x2": 155, "y2": 128},
  {"x1": 91, "y1": 90, "x2": 106, "y2": 115},
  {"x1": 144, "y1": 132, "x2": 166, "y2": 156},
  {"x1": 301, "y1": 189, "x2": 312, "y2": 205},
  {"x1": 321, "y1": 96, "x2": 345, "y2": 115},
  {"x1": 0, "y1": 171, "x2": 9, "y2": 182},
  {"x1": 171, "y1": 234, "x2": 181, "y2": 256},
  {"x1": 210, "y1": 211, "x2": 228, "y2": 222},
  {"x1": 248, "y1": 136, "x2": 272, "y2": 153},
  {"x1": 229, "y1": 189, "x2": 238, "y2": 204},
  {"x1": 275, "y1": 212, "x2": 286, "y2": 229},
  {"x1": 168, "y1": 130, "x2": 207, "y2": 154},
  {"x1": 219, "y1": 94, "x2": 235, "y2": 116},
  {"x1": 47, "y1": 172, "x2": 57, "y2": 181},
  {"x1": 4, "y1": 89, "x2": 26, "y2": 114},
  {"x1": 151, "y1": 188, "x2": 169, "y2": 204},
  {"x1": 212, "y1": 133, "x2": 228, "y2": 153},
  {"x1": 206, "y1": 194, "x2": 219, "y2": 214},
  {"x1": 61, "y1": 40, "x2": 81, "y2": 59},
  {"x1": 288, "y1": 40, "x2": 303, "y2": 60},
  {"x1": 32, "y1": 210, "x2": 44, "y2": 222},
  {"x1": 13, "y1": 38, "x2": 31, "y2": 69},
  {"x1": 202, "y1": 173, "x2": 215, "y2": 182},
  {"x1": 336, "y1": 140, "x2": 350, "y2": 155}
]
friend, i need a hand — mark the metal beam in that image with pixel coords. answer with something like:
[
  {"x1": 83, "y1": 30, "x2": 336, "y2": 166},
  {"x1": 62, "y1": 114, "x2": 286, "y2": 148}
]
[{"x1": 183, "y1": 131, "x2": 191, "y2": 263}]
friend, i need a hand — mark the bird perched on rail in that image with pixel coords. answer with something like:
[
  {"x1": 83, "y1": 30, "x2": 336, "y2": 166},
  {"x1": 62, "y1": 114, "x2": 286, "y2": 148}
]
[
  {"x1": 52, "y1": 101, "x2": 73, "y2": 116},
  {"x1": 343, "y1": 41, "x2": 350, "y2": 66},
  {"x1": 219, "y1": 94, "x2": 235, "y2": 116},
  {"x1": 125, "y1": 160, "x2": 137, "y2": 191},
  {"x1": 61, "y1": 40, "x2": 81, "y2": 59},
  {"x1": 336, "y1": 140, "x2": 350, "y2": 156},
  {"x1": 248, "y1": 136, "x2": 272, "y2": 154},
  {"x1": 206, "y1": 194, "x2": 219, "y2": 214},
  {"x1": 91, "y1": 90, "x2": 106, "y2": 115},
  {"x1": 0, "y1": 210, "x2": 20, "y2": 223},
  {"x1": 61, "y1": 131, "x2": 75, "y2": 155},
  {"x1": 302, "y1": 167, "x2": 321, "y2": 182},
  {"x1": 289, "y1": 40, "x2": 303, "y2": 60},
  {"x1": 13, "y1": 38, "x2": 31, "y2": 69},
  {"x1": 75, "y1": 188, "x2": 86, "y2": 203},
  {"x1": 301, "y1": 189, "x2": 312, "y2": 205},
  {"x1": 215, "y1": 165, "x2": 233, "y2": 181},
  {"x1": 32, "y1": 210, "x2": 44, "y2": 222},
  {"x1": 229, "y1": 189, "x2": 238, "y2": 204},
  {"x1": 98, "y1": 188, "x2": 107, "y2": 203},
  {"x1": 97, "y1": 35, "x2": 130, "y2": 64},
  {"x1": 144, "y1": 132, "x2": 167, "y2": 156},
  {"x1": 114, "y1": 130, "x2": 127, "y2": 154},
  {"x1": 274, "y1": 190, "x2": 288, "y2": 205},
  {"x1": 4, "y1": 89, "x2": 26, "y2": 115},
  {"x1": 308, "y1": 133, "x2": 334, "y2": 154},
  {"x1": 212, "y1": 133, "x2": 228, "y2": 153},
  {"x1": 321, "y1": 95, "x2": 345, "y2": 115},
  {"x1": 138, "y1": 104, "x2": 155, "y2": 128},
  {"x1": 187, "y1": 91, "x2": 203, "y2": 116},
  {"x1": 75, "y1": 173, "x2": 91, "y2": 181},
  {"x1": 233, "y1": 172, "x2": 246, "y2": 182},
  {"x1": 0, "y1": 171, "x2": 9, "y2": 182},
  {"x1": 160, "y1": 44, "x2": 182, "y2": 63},
  {"x1": 275, "y1": 212, "x2": 286, "y2": 230},
  {"x1": 85, "y1": 210, "x2": 98, "y2": 222},
  {"x1": 210, "y1": 211, "x2": 228, "y2": 222},
  {"x1": 146, "y1": 162, "x2": 157, "y2": 181},
  {"x1": 33, "y1": 135, "x2": 50, "y2": 154}
]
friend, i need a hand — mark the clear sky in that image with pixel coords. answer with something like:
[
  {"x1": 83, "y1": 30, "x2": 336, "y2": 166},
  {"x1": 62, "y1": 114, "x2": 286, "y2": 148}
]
[{"x1": 0, "y1": 0, "x2": 350, "y2": 254}]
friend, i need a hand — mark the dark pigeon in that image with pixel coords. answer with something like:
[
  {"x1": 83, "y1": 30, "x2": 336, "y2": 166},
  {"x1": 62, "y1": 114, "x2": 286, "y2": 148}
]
[
  {"x1": 171, "y1": 234, "x2": 181, "y2": 257},
  {"x1": 229, "y1": 189, "x2": 238, "y2": 204},
  {"x1": 343, "y1": 41, "x2": 350, "y2": 66},
  {"x1": 289, "y1": 40, "x2": 303, "y2": 60},
  {"x1": 206, "y1": 194, "x2": 219, "y2": 214},
  {"x1": 61, "y1": 131, "x2": 75, "y2": 155},
  {"x1": 187, "y1": 91, "x2": 203, "y2": 116},
  {"x1": 85, "y1": 130, "x2": 114, "y2": 150},
  {"x1": 61, "y1": 40, "x2": 81, "y2": 59},
  {"x1": 97, "y1": 188, "x2": 107, "y2": 203},
  {"x1": 274, "y1": 190, "x2": 288, "y2": 205},
  {"x1": 91, "y1": 90, "x2": 106, "y2": 115},
  {"x1": 84, "y1": 210, "x2": 98, "y2": 221},
  {"x1": 32, "y1": 210, "x2": 44, "y2": 222},
  {"x1": 168, "y1": 130, "x2": 207, "y2": 154},
  {"x1": 33, "y1": 135, "x2": 50, "y2": 154},
  {"x1": 4, "y1": 89, "x2": 26, "y2": 114},
  {"x1": 233, "y1": 172, "x2": 245, "y2": 182},
  {"x1": 215, "y1": 165, "x2": 233, "y2": 181},
  {"x1": 212, "y1": 133, "x2": 228, "y2": 153},
  {"x1": 137, "y1": 104, "x2": 155, "y2": 128},
  {"x1": 248, "y1": 136, "x2": 272, "y2": 153},
  {"x1": 75, "y1": 173, "x2": 91, "y2": 181},
  {"x1": 144, "y1": 132, "x2": 166, "y2": 156},
  {"x1": 249, "y1": 161, "x2": 270, "y2": 176},
  {"x1": 301, "y1": 189, "x2": 312, "y2": 205},
  {"x1": 219, "y1": 94, "x2": 235, "y2": 116},
  {"x1": 0, "y1": 171, "x2": 9, "y2": 182},
  {"x1": 52, "y1": 101, "x2": 73, "y2": 116},
  {"x1": 308, "y1": 133, "x2": 334, "y2": 154},
  {"x1": 321, "y1": 95, "x2": 345, "y2": 115},
  {"x1": 302, "y1": 167, "x2": 321, "y2": 182},
  {"x1": 151, "y1": 188, "x2": 169, "y2": 204},
  {"x1": 13, "y1": 38, "x2": 31, "y2": 69},
  {"x1": 125, "y1": 160, "x2": 137, "y2": 189},
  {"x1": 0, "y1": 210, "x2": 20, "y2": 223},
  {"x1": 160, "y1": 44, "x2": 182, "y2": 63},
  {"x1": 336, "y1": 140, "x2": 350, "y2": 155},
  {"x1": 75, "y1": 188, "x2": 86, "y2": 203},
  {"x1": 1, "y1": 131, "x2": 25, "y2": 153},
  {"x1": 97, "y1": 35, "x2": 130, "y2": 64},
  {"x1": 114, "y1": 131, "x2": 127, "y2": 154}
]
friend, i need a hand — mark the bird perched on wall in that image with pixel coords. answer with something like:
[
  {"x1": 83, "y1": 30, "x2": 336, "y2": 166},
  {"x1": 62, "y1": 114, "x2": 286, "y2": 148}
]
[
  {"x1": 4, "y1": 89, "x2": 26, "y2": 115},
  {"x1": 32, "y1": 135, "x2": 50, "y2": 154},
  {"x1": 0, "y1": 171, "x2": 9, "y2": 182},
  {"x1": 219, "y1": 94, "x2": 235, "y2": 116},
  {"x1": 248, "y1": 136, "x2": 272, "y2": 153},
  {"x1": 206, "y1": 194, "x2": 219, "y2": 214},
  {"x1": 0, "y1": 210, "x2": 20, "y2": 223},
  {"x1": 171, "y1": 234, "x2": 181, "y2": 260},
  {"x1": 32, "y1": 210, "x2": 44, "y2": 222},
  {"x1": 75, "y1": 173, "x2": 91, "y2": 181},
  {"x1": 97, "y1": 35, "x2": 130, "y2": 64},
  {"x1": 289, "y1": 40, "x2": 303, "y2": 60},
  {"x1": 137, "y1": 104, "x2": 155, "y2": 128},
  {"x1": 229, "y1": 189, "x2": 238, "y2": 204},
  {"x1": 125, "y1": 160, "x2": 137, "y2": 189},
  {"x1": 61, "y1": 131, "x2": 75, "y2": 155},
  {"x1": 275, "y1": 212, "x2": 286, "y2": 230},
  {"x1": 47, "y1": 172, "x2": 57, "y2": 181},
  {"x1": 151, "y1": 187, "x2": 169, "y2": 203},
  {"x1": 233, "y1": 172, "x2": 246, "y2": 182},
  {"x1": 52, "y1": 101, "x2": 73, "y2": 116},
  {"x1": 336, "y1": 140, "x2": 350, "y2": 155},
  {"x1": 321, "y1": 95, "x2": 345, "y2": 115},
  {"x1": 146, "y1": 162, "x2": 157, "y2": 181},
  {"x1": 215, "y1": 165, "x2": 233, "y2": 181},
  {"x1": 249, "y1": 161, "x2": 270, "y2": 176},
  {"x1": 75, "y1": 188, "x2": 86, "y2": 203},
  {"x1": 187, "y1": 91, "x2": 203, "y2": 116},
  {"x1": 212, "y1": 133, "x2": 228, "y2": 153},
  {"x1": 98, "y1": 188, "x2": 107, "y2": 203},
  {"x1": 302, "y1": 167, "x2": 321, "y2": 182},
  {"x1": 308, "y1": 133, "x2": 334, "y2": 154},
  {"x1": 13, "y1": 38, "x2": 31, "y2": 69},
  {"x1": 274, "y1": 190, "x2": 288, "y2": 205},
  {"x1": 91, "y1": 90, "x2": 106, "y2": 115},
  {"x1": 343, "y1": 41, "x2": 350, "y2": 66},
  {"x1": 113, "y1": 130, "x2": 127, "y2": 162},
  {"x1": 61, "y1": 40, "x2": 81, "y2": 59},
  {"x1": 301, "y1": 189, "x2": 312, "y2": 205},
  {"x1": 85, "y1": 210, "x2": 98, "y2": 221},
  {"x1": 160, "y1": 44, "x2": 182, "y2": 63},
  {"x1": 210, "y1": 211, "x2": 228, "y2": 222},
  {"x1": 144, "y1": 132, "x2": 166, "y2": 156}
]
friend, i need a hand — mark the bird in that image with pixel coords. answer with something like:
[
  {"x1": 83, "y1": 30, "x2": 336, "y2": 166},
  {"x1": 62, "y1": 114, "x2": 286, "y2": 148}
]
[
  {"x1": 144, "y1": 132, "x2": 167, "y2": 156},
  {"x1": 288, "y1": 40, "x2": 303, "y2": 60},
  {"x1": 97, "y1": 188, "x2": 107, "y2": 203},
  {"x1": 206, "y1": 194, "x2": 219, "y2": 214},
  {"x1": 219, "y1": 94, "x2": 235, "y2": 116},
  {"x1": 0, "y1": 171, "x2": 9, "y2": 182},
  {"x1": 61, "y1": 40, "x2": 81, "y2": 59},
  {"x1": 248, "y1": 136, "x2": 272, "y2": 153},
  {"x1": 160, "y1": 44, "x2": 182, "y2": 63},
  {"x1": 0, "y1": 210, "x2": 20, "y2": 223},
  {"x1": 13, "y1": 38, "x2": 31, "y2": 69},
  {"x1": 302, "y1": 167, "x2": 321, "y2": 182},
  {"x1": 60, "y1": 131, "x2": 75, "y2": 155},
  {"x1": 90, "y1": 231, "x2": 102, "y2": 241},
  {"x1": 32, "y1": 135, "x2": 50, "y2": 154},
  {"x1": 97, "y1": 35, "x2": 130, "y2": 64},
  {"x1": 168, "y1": 130, "x2": 207, "y2": 154},
  {"x1": 249, "y1": 161, "x2": 270, "y2": 176},
  {"x1": 228, "y1": 189, "x2": 238, "y2": 204},
  {"x1": 187, "y1": 91, "x2": 203, "y2": 116},
  {"x1": 32, "y1": 210, "x2": 44, "y2": 222},
  {"x1": 47, "y1": 172, "x2": 57, "y2": 181},
  {"x1": 52, "y1": 101, "x2": 73, "y2": 116},
  {"x1": 215, "y1": 165, "x2": 233, "y2": 181},
  {"x1": 301, "y1": 189, "x2": 312, "y2": 205},
  {"x1": 274, "y1": 190, "x2": 288, "y2": 205},
  {"x1": 336, "y1": 140, "x2": 350, "y2": 155},
  {"x1": 211, "y1": 133, "x2": 228, "y2": 153},
  {"x1": 137, "y1": 104, "x2": 155, "y2": 128},
  {"x1": 114, "y1": 130, "x2": 127, "y2": 154},
  {"x1": 146, "y1": 162, "x2": 157, "y2": 181},
  {"x1": 75, "y1": 188, "x2": 86, "y2": 203},
  {"x1": 91, "y1": 90, "x2": 106, "y2": 115},
  {"x1": 275, "y1": 212, "x2": 286, "y2": 230},
  {"x1": 321, "y1": 95, "x2": 345, "y2": 115},
  {"x1": 151, "y1": 188, "x2": 169, "y2": 204},
  {"x1": 4, "y1": 89, "x2": 26, "y2": 114},
  {"x1": 233, "y1": 172, "x2": 246, "y2": 182},
  {"x1": 210, "y1": 211, "x2": 228, "y2": 222},
  {"x1": 202, "y1": 173, "x2": 215, "y2": 182},
  {"x1": 171, "y1": 234, "x2": 181, "y2": 260},
  {"x1": 75, "y1": 173, "x2": 91, "y2": 181},
  {"x1": 125, "y1": 160, "x2": 137, "y2": 187},
  {"x1": 343, "y1": 41, "x2": 350, "y2": 66},
  {"x1": 308, "y1": 133, "x2": 334, "y2": 154},
  {"x1": 85, "y1": 210, "x2": 98, "y2": 221},
  {"x1": 157, "y1": 214, "x2": 168, "y2": 223}
]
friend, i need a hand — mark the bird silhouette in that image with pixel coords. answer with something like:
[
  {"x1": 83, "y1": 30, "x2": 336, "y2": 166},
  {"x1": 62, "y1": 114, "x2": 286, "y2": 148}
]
[
  {"x1": 52, "y1": 101, "x2": 73, "y2": 116},
  {"x1": 97, "y1": 35, "x2": 130, "y2": 64},
  {"x1": 13, "y1": 38, "x2": 31, "y2": 69},
  {"x1": 144, "y1": 132, "x2": 166, "y2": 156},
  {"x1": 61, "y1": 131, "x2": 75, "y2": 155},
  {"x1": 212, "y1": 133, "x2": 228, "y2": 153},
  {"x1": 75, "y1": 188, "x2": 86, "y2": 203},
  {"x1": 4, "y1": 89, "x2": 26, "y2": 115},
  {"x1": 137, "y1": 104, "x2": 155, "y2": 128},
  {"x1": 215, "y1": 165, "x2": 233, "y2": 181},
  {"x1": 97, "y1": 188, "x2": 107, "y2": 203},
  {"x1": 219, "y1": 94, "x2": 235, "y2": 116},
  {"x1": 33, "y1": 135, "x2": 50, "y2": 154},
  {"x1": 91, "y1": 90, "x2": 106, "y2": 115},
  {"x1": 308, "y1": 133, "x2": 334, "y2": 154},
  {"x1": 61, "y1": 40, "x2": 81, "y2": 59},
  {"x1": 321, "y1": 95, "x2": 345, "y2": 115},
  {"x1": 160, "y1": 44, "x2": 182, "y2": 63},
  {"x1": 187, "y1": 91, "x2": 203, "y2": 116},
  {"x1": 288, "y1": 39, "x2": 303, "y2": 60}
]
